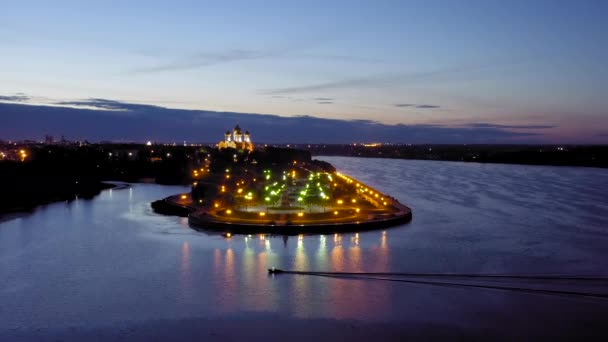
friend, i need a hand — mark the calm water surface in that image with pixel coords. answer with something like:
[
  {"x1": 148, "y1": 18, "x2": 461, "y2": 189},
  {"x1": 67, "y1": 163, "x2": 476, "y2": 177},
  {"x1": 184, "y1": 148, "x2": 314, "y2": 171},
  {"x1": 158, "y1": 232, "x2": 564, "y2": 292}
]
[{"x1": 1, "y1": 157, "x2": 607, "y2": 340}]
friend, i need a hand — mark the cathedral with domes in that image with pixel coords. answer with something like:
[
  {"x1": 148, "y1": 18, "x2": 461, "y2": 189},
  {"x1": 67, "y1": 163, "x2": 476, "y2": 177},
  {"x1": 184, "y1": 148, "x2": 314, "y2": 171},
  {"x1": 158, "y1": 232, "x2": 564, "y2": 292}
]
[{"x1": 217, "y1": 124, "x2": 254, "y2": 152}]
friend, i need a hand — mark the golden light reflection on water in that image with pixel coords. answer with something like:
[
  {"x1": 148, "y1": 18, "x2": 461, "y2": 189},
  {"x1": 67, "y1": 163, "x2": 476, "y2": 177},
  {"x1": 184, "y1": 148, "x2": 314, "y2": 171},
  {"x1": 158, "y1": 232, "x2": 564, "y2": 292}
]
[
  {"x1": 292, "y1": 235, "x2": 313, "y2": 318},
  {"x1": 209, "y1": 231, "x2": 391, "y2": 319},
  {"x1": 330, "y1": 244, "x2": 345, "y2": 271},
  {"x1": 315, "y1": 235, "x2": 327, "y2": 268},
  {"x1": 179, "y1": 241, "x2": 192, "y2": 302}
]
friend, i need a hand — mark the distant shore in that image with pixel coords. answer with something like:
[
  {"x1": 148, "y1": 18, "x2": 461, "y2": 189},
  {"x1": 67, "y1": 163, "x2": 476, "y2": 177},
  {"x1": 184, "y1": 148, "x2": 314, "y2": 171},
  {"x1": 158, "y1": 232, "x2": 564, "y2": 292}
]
[{"x1": 305, "y1": 144, "x2": 608, "y2": 168}]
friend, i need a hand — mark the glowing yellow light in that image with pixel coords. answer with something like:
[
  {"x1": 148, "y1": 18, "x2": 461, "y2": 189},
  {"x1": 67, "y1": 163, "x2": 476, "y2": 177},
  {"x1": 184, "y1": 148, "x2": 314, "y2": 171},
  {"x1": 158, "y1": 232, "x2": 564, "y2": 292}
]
[
  {"x1": 259, "y1": 212, "x2": 266, "y2": 217},
  {"x1": 383, "y1": 201, "x2": 387, "y2": 205},
  {"x1": 237, "y1": 188, "x2": 243, "y2": 194},
  {"x1": 214, "y1": 203, "x2": 219, "y2": 208},
  {"x1": 352, "y1": 199, "x2": 357, "y2": 203},
  {"x1": 297, "y1": 212, "x2": 304, "y2": 217},
  {"x1": 375, "y1": 194, "x2": 379, "y2": 198},
  {"x1": 337, "y1": 200, "x2": 343, "y2": 205},
  {"x1": 225, "y1": 233, "x2": 232, "y2": 238},
  {"x1": 180, "y1": 194, "x2": 187, "y2": 200},
  {"x1": 226, "y1": 175, "x2": 230, "y2": 179},
  {"x1": 334, "y1": 211, "x2": 338, "y2": 215},
  {"x1": 356, "y1": 208, "x2": 360, "y2": 213},
  {"x1": 226, "y1": 209, "x2": 232, "y2": 214}
]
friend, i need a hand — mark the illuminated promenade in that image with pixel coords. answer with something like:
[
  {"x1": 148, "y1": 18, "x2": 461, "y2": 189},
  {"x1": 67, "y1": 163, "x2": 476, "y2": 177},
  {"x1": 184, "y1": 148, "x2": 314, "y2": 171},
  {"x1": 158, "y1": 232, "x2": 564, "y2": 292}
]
[{"x1": 159, "y1": 167, "x2": 411, "y2": 235}]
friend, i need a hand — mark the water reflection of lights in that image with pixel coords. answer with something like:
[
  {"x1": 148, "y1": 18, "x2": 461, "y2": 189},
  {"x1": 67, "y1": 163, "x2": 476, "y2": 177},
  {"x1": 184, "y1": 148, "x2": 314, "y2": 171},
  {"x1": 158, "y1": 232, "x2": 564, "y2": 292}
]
[
  {"x1": 351, "y1": 233, "x2": 360, "y2": 246},
  {"x1": 333, "y1": 233, "x2": 342, "y2": 245},
  {"x1": 293, "y1": 232, "x2": 311, "y2": 317},
  {"x1": 179, "y1": 241, "x2": 192, "y2": 302},
  {"x1": 316, "y1": 235, "x2": 327, "y2": 266},
  {"x1": 330, "y1": 245, "x2": 344, "y2": 270},
  {"x1": 381, "y1": 231, "x2": 387, "y2": 249},
  {"x1": 265, "y1": 239, "x2": 271, "y2": 252}
]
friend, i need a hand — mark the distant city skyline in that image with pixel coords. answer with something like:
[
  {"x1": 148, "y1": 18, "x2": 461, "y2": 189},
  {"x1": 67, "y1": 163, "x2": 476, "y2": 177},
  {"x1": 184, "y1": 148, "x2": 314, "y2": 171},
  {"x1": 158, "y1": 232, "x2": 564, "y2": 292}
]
[{"x1": 1, "y1": 0, "x2": 607, "y2": 143}]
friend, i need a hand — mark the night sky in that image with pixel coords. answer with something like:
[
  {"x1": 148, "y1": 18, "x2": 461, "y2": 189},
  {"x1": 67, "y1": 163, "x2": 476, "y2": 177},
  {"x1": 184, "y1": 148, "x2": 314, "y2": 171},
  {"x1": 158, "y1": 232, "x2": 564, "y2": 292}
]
[{"x1": 1, "y1": 1, "x2": 607, "y2": 143}]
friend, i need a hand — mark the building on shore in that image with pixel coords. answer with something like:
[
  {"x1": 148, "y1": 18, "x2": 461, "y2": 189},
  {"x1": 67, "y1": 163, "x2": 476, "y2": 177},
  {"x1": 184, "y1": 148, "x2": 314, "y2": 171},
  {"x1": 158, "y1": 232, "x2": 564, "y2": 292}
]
[{"x1": 218, "y1": 124, "x2": 254, "y2": 152}]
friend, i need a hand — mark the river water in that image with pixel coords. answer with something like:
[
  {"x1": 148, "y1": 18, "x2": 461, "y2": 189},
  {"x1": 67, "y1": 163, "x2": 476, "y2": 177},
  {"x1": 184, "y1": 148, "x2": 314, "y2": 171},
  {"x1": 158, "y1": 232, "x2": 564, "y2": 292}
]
[{"x1": 1, "y1": 157, "x2": 607, "y2": 340}]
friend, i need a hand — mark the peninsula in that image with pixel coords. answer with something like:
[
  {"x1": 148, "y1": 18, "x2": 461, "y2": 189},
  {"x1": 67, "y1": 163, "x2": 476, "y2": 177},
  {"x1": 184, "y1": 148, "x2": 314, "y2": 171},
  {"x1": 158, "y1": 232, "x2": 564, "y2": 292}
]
[{"x1": 152, "y1": 125, "x2": 412, "y2": 234}]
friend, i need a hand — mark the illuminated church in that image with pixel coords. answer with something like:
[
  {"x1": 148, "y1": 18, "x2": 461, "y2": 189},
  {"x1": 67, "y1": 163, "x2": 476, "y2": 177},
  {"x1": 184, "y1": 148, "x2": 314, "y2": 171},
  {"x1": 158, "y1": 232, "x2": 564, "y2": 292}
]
[{"x1": 217, "y1": 124, "x2": 254, "y2": 151}]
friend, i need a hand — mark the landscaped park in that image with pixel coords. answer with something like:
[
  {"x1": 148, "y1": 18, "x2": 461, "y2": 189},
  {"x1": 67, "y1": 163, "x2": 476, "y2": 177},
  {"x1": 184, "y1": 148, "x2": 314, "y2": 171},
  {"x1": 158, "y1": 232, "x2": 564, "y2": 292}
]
[{"x1": 152, "y1": 147, "x2": 411, "y2": 235}]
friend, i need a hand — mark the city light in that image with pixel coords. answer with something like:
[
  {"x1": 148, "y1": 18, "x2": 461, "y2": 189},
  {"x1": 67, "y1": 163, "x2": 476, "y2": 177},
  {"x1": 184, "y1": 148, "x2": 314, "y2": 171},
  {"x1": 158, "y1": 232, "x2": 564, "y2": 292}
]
[
  {"x1": 259, "y1": 212, "x2": 266, "y2": 217},
  {"x1": 180, "y1": 194, "x2": 187, "y2": 200},
  {"x1": 226, "y1": 209, "x2": 232, "y2": 214}
]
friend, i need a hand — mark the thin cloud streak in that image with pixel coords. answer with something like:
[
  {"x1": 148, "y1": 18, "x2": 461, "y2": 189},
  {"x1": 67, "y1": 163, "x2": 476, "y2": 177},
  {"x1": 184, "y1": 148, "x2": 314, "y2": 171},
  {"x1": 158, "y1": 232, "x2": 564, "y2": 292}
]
[
  {"x1": 468, "y1": 123, "x2": 556, "y2": 130},
  {"x1": 0, "y1": 94, "x2": 29, "y2": 102},
  {"x1": 262, "y1": 61, "x2": 528, "y2": 95},
  {"x1": 395, "y1": 103, "x2": 440, "y2": 109},
  {"x1": 128, "y1": 48, "x2": 384, "y2": 74}
]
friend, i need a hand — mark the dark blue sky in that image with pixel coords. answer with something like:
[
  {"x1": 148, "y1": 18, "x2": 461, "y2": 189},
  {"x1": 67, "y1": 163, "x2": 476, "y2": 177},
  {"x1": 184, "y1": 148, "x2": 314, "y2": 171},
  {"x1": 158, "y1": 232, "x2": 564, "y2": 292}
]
[{"x1": 1, "y1": 1, "x2": 607, "y2": 143}]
